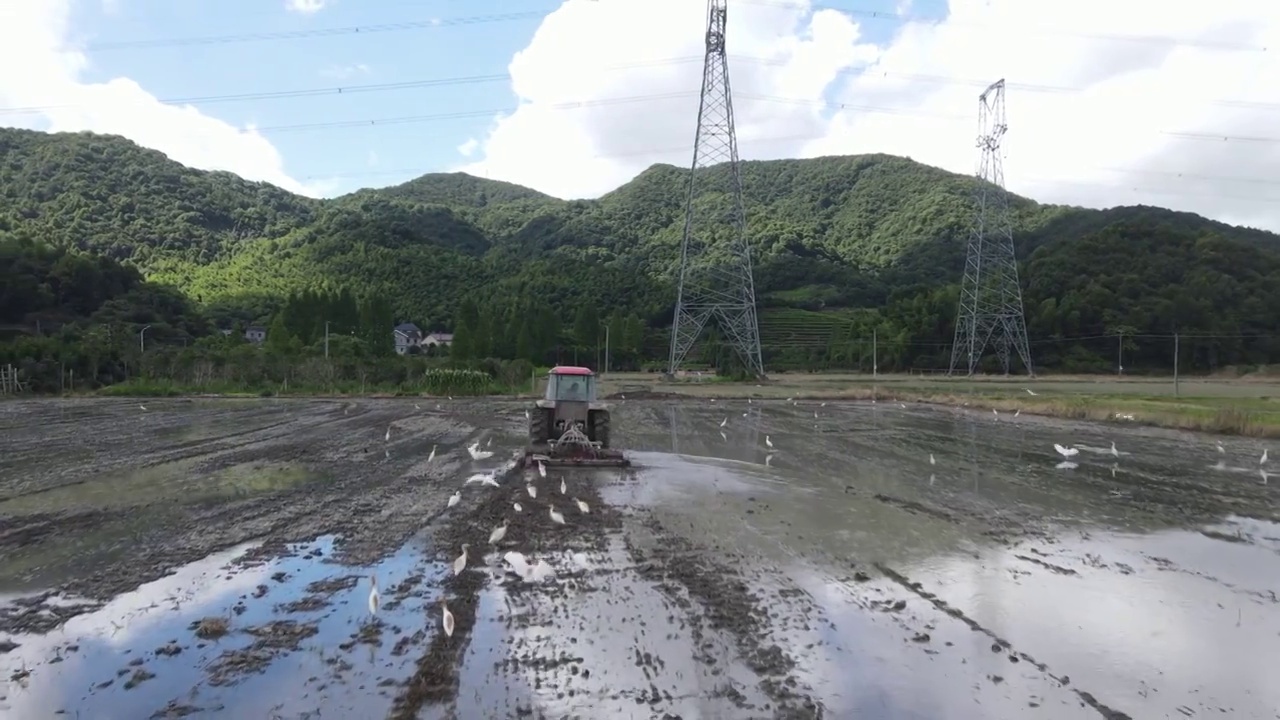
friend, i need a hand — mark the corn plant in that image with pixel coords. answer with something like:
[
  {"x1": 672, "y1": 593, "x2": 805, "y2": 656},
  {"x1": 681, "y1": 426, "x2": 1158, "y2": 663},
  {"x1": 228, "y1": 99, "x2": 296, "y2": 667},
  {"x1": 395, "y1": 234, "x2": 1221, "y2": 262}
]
[{"x1": 420, "y1": 368, "x2": 491, "y2": 395}]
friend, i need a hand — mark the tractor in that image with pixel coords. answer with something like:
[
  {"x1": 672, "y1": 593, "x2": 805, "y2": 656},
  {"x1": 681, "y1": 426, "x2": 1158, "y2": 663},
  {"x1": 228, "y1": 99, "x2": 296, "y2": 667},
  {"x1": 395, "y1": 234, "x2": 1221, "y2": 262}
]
[{"x1": 523, "y1": 366, "x2": 629, "y2": 468}]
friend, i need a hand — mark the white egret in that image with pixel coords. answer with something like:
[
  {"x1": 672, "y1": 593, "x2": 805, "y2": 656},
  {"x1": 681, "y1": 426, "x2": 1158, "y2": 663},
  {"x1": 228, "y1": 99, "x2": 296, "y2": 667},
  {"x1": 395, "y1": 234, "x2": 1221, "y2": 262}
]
[
  {"x1": 440, "y1": 598, "x2": 454, "y2": 638},
  {"x1": 453, "y1": 544, "x2": 469, "y2": 576},
  {"x1": 1054, "y1": 443, "x2": 1079, "y2": 458},
  {"x1": 489, "y1": 520, "x2": 509, "y2": 545},
  {"x1": 513, "y1": 502, "x2": 523, "y2": 512},
  {"x1": 1217, "y1": 441, "x2": 1225, "y2": 454},
  {"x1": 929, "y1": 453, "x2": 936, "y2": 465},
  {"x1": 486, "y1": 437, "x2": 492, "y2": 447},
  {"x1": 415, "y1": 403, "x2": 421, "y2": 410},
  {"x1": 549, "y1": 505, "x2": 566, "y2": 525},
  {"x1": 385, "y1": 425, "x2": 391, "y2": 442},
  {"x1": 467, "y1": 443, "x2": 493, "y2": 461},
  {"x1": 1262, "y1": 449, "x2": 1270, "y2": 465},
  {"x1": 139, "y1": 404, "x2": 147, "y2": 411},
  {"x1": 574, "y1": 498, "x2": 590, "y2": 514},
  {"x1": 765, "y1": 435, "x2": 773, "y2": 449},
  {"x1": 367, "y1": 575, "x2": 380, "y2": 616},
  {"x1": 559, "y1": 477, "x2": 567, "y2": 495},
  {"x1": 1025, "y1": 388, "x2": 1037, "y2": 396},
  {"x1": 503, "y1": 551, "x2": 531, "y2": 578},
  {"x1": 427, "y1": 445, "x2": 437, "y2": 462},
  {"x1": 1110, "y1": 441, "x2": 1119, "y2": 457},
  {"x1": 447, "y1": 491, "x2": 461, "y2": 509},
  {"x1": 538, "y1": 461, "x2": 547, "y2": 478},
  {"x1": 465, "y1": 472, "x2": 500, "y2": 487},
  {"x1": 527, "y1": 482, "x2": 537, "y2": 498},
  {"x1": 720, "y1": 417, "x2": 727, "y2": 428}
]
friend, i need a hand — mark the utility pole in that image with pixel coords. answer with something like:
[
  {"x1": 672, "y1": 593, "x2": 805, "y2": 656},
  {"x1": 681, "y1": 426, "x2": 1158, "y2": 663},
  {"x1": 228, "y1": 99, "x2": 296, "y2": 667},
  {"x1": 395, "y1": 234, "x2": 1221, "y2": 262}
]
[
  {"x1": 949, "y1": 79, "x2": 1033, "y2": 378},
  {"x1": 1117, "y1": 332, "x2": 1123, "y2": 376},
  {"x1": 324, "y1": 321, "x2": 330, "y2": 358},
  {"x1": 139, "y1": 324, "x2": 151, "y2": 353},
  {"x1": 872, "y1": 329, "x2": 878, "y2": 378},
  {"x1": 1174, "y1": 332, "x2": 1180, "y2": 397},
  {"x1": 603, "y1": 324, "x2": 610, "y2": 377},
  {"x1": 667, "y1": 0, "x2": 765, "y2": 380}
]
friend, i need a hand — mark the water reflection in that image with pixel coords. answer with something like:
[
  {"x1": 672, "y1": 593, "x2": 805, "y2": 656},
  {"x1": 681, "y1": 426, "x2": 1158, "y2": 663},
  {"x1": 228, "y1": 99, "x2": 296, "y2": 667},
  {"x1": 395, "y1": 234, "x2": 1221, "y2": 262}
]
[{"x1": 0, "y1": 534, "x2": 449, "y2": 719}]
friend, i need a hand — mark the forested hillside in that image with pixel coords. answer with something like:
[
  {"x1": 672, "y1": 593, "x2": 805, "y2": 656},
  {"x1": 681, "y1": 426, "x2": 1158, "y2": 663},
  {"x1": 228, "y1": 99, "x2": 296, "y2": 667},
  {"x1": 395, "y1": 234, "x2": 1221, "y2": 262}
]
[{"x1": 3, "y1": 126, "x2": 1279, "y2": 383}]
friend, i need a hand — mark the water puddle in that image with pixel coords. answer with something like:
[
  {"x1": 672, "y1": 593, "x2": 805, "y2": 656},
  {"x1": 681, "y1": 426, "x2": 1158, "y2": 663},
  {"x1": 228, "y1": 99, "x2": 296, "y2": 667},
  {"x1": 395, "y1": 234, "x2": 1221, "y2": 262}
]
[
  {"x1": 0, "y1": 534, "x2": 447, "y2": 719},
  {"x1": 874, "y1": 516, "x2": 1280, "y2": 718}
]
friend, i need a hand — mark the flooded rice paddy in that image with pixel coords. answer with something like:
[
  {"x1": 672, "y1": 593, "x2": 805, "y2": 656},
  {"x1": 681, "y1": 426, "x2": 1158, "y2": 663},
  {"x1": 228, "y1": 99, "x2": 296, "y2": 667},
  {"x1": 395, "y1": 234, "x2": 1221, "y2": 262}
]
[{"x1": 0, "y1": 396, "x2": 1277, "y2": 719}]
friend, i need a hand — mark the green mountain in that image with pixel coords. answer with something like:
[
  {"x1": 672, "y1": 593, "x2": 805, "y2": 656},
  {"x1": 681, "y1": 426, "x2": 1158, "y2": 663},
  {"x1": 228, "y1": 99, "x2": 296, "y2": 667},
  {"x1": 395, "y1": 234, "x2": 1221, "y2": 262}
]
[{"x1": 3, "y1": 126, "x2": 1279, "y2": 374}]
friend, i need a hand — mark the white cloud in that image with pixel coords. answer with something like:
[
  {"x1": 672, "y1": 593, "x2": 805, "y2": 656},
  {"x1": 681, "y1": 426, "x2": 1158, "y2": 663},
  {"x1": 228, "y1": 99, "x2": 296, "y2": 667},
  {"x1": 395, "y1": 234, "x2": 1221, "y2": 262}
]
[
  {"x1": 457, "y1": 137, "x2": 479, "y2": 157},
  {"x1": 0, "y1": 1, "x2": 328, "y2": 197},
  {"x1": 320, "y1": 62, "x2": 370, "y2": 80},
  {"x1": 367, "y1": 149, "x2": 378, "y2": 166},
  {"x1": 461, "y1": 0, "x2": 1280, "y2": 231},
  {"x1": 285, "y1": 0, "x2": 327, "y2": 14}
]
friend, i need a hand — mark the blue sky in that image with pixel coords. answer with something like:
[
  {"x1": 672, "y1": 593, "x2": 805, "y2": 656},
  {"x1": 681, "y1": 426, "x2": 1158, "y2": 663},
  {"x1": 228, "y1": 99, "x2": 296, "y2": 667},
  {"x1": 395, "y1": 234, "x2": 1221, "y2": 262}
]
[{"x1": 65, "y1": 0, "x2": 949, "y2": 195}]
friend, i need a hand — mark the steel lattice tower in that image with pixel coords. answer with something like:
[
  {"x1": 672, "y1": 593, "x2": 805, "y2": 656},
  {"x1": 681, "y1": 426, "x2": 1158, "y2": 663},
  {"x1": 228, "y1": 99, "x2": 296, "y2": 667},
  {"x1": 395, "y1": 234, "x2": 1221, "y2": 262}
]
[
  {"x1": 949, "y1": 79, "x2": 1034, "y2": 377},
  {"x1": 667, "y1": 0, "x2": 765, "y2": 379}
]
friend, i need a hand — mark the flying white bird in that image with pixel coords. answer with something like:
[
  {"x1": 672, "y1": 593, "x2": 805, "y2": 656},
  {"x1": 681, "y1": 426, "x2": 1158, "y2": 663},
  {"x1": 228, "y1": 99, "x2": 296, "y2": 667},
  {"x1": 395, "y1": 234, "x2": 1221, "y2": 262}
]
[
  {"x1": 447, "y1": 491, "x2": 461, "y2": 508},
  {"x1": 385, "y1": 425, "x2": 391, "y2": 442},
  {"x1": 538, "y1": 461, "x2": 547, "y2": 478},
  {"x1": 765, "y1": 435, "x2": 773, "y2": 449},
  {"x1": 367, "y1": 575, "x2": 380, "y2": 616},
  {"x1": 467, "y1": 443, "x2": 493, "y2": 461},
  {"x1": 549, "y1": 505, "x2": 566, "y2": 525},
  {"x1": 513, "y1": 502, "x2": 523, "y2": 512},
  {"x1": 427, "y1": 445, "x2": 437, "y2": 462},
  {"x1": 1054, "y1": 443, "x2": 1079, "y2": 458},
  {"x1": 453, "y1": 544, "x2": 469, "y2": 576},
  {"x1": 503, "y1": 551, "x2": 531, "y2": 578},
  {"x1": 464, "y1": 472, "x2": 500, "y2": 487},
  {"x1": 559, "y1": 477, "x2": 567, "y2": 495},
  {"x1": 440, "y1": 598, "x2": 454, "y2": 637},
  {"x1": 489, "y1": 520, "x2": 509, "y2": 545},
  {"x1": 526, "y1": 482, "x2": 537, "y2": 498},
  {"x1": 574, "y1": 498, "x2": 590, "y2": 514}
]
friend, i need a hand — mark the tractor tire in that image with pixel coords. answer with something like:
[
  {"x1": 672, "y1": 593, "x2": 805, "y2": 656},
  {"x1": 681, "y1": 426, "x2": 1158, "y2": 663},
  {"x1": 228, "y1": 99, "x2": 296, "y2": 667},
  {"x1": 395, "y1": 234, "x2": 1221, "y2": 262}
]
[
  {"x1": 529, "y1": 407, "x2": 551, "y2": 445},
  {"x1": 589, "y1": 409, "x2": 612, "y2": 449}
]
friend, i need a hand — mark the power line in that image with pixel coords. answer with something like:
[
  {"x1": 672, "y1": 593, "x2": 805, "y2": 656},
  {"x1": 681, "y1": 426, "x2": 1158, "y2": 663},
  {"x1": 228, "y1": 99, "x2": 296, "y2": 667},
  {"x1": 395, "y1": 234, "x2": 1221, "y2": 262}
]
[
  {"x1": 6, "y1": 51, "x2": 1274, "y2": 118},
  {"x1": 85, "y1": 11, "x2": 546, "y2": 51},
  {"x1": 298, "y1": 129, "x2": 1280, "y2": 208},
  {"x1": 83, "y1": 1, "x2": 1270, "y2": 54}
]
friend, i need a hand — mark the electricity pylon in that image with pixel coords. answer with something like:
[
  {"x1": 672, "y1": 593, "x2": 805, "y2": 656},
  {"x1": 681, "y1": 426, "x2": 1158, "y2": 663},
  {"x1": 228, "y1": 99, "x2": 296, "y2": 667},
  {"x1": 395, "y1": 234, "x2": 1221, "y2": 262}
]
[
  {"x1": 667, "y1": 0, "x2": 765, "y2": 379},
  {"x1": 949, "y1": 79, "x2": 1034, "y2": 377}
]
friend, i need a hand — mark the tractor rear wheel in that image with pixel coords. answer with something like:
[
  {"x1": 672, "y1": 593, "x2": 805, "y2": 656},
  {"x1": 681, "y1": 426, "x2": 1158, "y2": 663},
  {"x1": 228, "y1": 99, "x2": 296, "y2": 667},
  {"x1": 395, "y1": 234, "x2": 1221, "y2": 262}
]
[
  {"x1": 529, "y1": 407, "x2": 551, "y2": 445},
  {"x1": 589, "y1": 409, "x2": 611, "y2": 449}
]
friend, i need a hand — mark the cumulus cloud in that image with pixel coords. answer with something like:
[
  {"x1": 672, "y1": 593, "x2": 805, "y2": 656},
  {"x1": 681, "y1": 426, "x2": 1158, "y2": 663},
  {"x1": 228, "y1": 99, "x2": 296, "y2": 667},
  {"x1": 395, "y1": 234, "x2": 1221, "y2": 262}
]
[
  {"x1": 0, "y1": 1, "x2": 327, "y2": 197},
  {"x1": 461, "y1": 0, "x2": 1280, "y2": 231},
  {"x1": 285, "y1": 0, "x2": 327, "y2": 15}
]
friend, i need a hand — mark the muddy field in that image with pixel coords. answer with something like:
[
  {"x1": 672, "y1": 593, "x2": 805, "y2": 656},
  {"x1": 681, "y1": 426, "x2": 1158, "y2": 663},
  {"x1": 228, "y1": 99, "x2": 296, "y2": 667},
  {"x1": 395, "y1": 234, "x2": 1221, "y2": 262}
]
[{"x1": 1, "y1": 396, "x2": 1278, "y2": 719}]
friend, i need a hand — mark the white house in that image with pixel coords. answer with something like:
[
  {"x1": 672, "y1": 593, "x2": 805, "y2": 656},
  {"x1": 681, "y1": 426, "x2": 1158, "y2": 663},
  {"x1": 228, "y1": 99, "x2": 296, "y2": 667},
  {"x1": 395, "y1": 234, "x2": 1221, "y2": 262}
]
[
  {"x1": 393, "y1": 322, "x2": 423, "y2": 355},
  {"x1": 245, "y1": 325, "x2": 267, "y2": 343},
  {"x1": 422, "y1": 332, "x2": 453, "y2": 348}
]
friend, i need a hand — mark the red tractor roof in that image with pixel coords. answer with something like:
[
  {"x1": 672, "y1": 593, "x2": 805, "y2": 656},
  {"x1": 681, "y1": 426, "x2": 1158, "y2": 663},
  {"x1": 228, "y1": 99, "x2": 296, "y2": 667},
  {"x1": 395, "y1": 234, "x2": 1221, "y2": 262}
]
[{"x1": 548, "y1": 365, "x2": 594, "y2": 376}]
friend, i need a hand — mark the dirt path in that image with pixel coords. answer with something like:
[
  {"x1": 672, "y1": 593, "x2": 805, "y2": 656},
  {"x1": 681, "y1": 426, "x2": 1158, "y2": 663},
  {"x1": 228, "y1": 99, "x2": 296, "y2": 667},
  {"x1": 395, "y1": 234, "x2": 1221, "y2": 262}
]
[{"x1": 1, "y1": 397, "x2": 1277, "y2": 718}]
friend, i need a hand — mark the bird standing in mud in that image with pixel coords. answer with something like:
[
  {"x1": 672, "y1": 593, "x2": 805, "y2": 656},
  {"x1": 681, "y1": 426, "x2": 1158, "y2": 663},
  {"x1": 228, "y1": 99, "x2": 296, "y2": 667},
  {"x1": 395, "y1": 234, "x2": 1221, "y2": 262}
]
[
  {"x1": 549, "y1": 505, "x2": 566, "y2": 525},
  {"x1": 559, "y1": 477, "x2": 567, "y2": 495},
  {"x1": 447, "y1": 490, "x2": 461, "y2": 509},
  {"x1": 367, "y1": 575, "x2": 380, "y2": 616},
  {"x1": 385, "y1": 425, "x2": 391, "y2": 442},
  {"x1": 513, "y1": 502, "x2": 523, "y2": 512},
  {"x1": 573, "y1": 497, "x2": 590, "y2": 514},
  {"x1": 453, "y1": 544, "x2": 469, "y2": 576},
  {"x1": 538, "y1": 461, "x2": 547, "y2": 478},
  {"x1": 489, "y1": 520, "x2": 509, "y2": 545},
  {"x1": 440, "y1": 598, "x2": 454, "y2": 638},
  {"x1": 765, "y1": 435, "x2": 774, "y2": 449},
  {"x1": 428, "y1": 445, "x2": 437, "y2": 462},
  {"x1": 526, "y1": 481, "x2": 537, "y2": 498}
]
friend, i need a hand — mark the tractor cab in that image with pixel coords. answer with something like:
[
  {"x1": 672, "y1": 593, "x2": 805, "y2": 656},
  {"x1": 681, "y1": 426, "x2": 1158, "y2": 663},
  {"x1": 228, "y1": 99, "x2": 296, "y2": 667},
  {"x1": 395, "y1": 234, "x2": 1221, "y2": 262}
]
[{"x1": 545, "y1": 366, "x2": 597, "y2": 403}]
